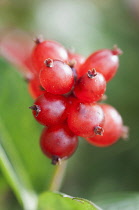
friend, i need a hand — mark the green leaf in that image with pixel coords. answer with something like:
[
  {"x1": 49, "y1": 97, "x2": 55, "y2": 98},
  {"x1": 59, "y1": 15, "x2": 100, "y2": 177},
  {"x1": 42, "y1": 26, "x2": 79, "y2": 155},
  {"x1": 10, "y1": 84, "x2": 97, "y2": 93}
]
[
  {"x1": 93, "y1": 192, "x2": 139, "y2": 210},
  {"x1": 38, "y1": 191, "x2": 102, "y2": 210}
]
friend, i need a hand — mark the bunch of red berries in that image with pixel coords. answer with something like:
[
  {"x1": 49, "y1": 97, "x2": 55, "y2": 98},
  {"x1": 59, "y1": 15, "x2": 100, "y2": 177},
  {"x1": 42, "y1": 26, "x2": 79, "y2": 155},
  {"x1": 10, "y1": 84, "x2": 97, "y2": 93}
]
[{"x1": 24, "y1": 37, "x2": 128, "y2": 165}]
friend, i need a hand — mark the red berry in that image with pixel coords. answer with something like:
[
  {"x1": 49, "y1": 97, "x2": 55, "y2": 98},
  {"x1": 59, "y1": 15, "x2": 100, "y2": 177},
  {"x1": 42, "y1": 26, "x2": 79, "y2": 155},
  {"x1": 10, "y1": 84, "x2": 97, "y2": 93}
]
[
  {"x1": 29, "y1": 92, "x2": 68, "y2": 126},
  {"x1": 28, "y1": 76, "x2": 45, "y2": 99},
  {"x1": 68, "y1": 101, "x2": 104, "y2": 137},
  {"x1": 68, "y1": 52, "x2": 85, "y2": 72},
  {"x1": 66, "y1": 94, "x2": 78, "y2": 115},
  {"x1": 40, "y1": 124, "x2": 78, "y2": 164},
  {"x1": 39, "y1": 59, "x2": 74, "y2": 95},
  {"x1": 31, "y1": 40, "x2": 68, "y2": 72},
  {"x1": 78, "y1": 47, "x2": 122, "y2": 82},
  {"x1": 74, "y1": 69, "x2": 106, "y2": 103},
  {"x1": 85, "y1": 104, "x2": 126, "y2": 147}
]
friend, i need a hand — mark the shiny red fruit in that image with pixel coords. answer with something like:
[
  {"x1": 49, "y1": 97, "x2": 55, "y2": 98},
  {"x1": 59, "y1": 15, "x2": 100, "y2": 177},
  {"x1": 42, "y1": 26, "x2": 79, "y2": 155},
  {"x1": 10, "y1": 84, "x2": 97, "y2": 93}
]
[
  {"x1": 68, "y1": 51, "x2": 85, "y2": 72},
  {"x1": 85, "y1": 104, "x2": 125, "y2": 147},
  {"x1": 29, "y1": 92, "x2": 68, "y2": 126},
  {"x1": 74, "y1": 69, "x2": 106, "y2": 103},
  {"x1": 39, "y1": 59, "x2": 74, "y2": 95},
  {"x1": 32, "y1": 40, "x2": 68, "y2": 72},
  {"x1": 78, "y1": 47, "x2": 122, "y2": 82},
  {"x1": 68, "y1": 101, "x2": 104, "y2": 137},
  {"x1": 40, "y1": 124, "x2": 78, "y2": 164},
  {"x1": 28, "y1": 76, "x2": 45, "y2": 99}
]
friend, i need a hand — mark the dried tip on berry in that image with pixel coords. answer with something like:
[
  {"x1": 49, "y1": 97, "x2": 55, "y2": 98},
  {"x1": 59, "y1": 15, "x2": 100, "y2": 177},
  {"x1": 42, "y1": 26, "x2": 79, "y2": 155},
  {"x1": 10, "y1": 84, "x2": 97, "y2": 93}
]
[
  {"x1": 33, "y1": 35, "x2": 43, "y2": 44},
  {"x1": 87, "y1": 69, "x2": 97, "y2": 78},
  {"x1": 67, "y1": 59, "x2": 76, "y2": 68},
  {"x1": 112, "y1": 45, "x2": 123, "y2": 55},
  {"x1": 121, "y1": 125, "x2": 129, "y2": 140},
  {"x1": 100, "y1": 94, "x2": 108, "y2": 101},
  {"x1": 51, "y1": 155, "x2": 61, "y2": 165},
  {"x1": 94, "y1": 126, "x2": 104, "y2": 136},
  {"x1": 44, "y1": 58, "x2": 54, "y2": 67},
  {"x1": 29, "y1": 105, "x2": 41, "y2": 117}
]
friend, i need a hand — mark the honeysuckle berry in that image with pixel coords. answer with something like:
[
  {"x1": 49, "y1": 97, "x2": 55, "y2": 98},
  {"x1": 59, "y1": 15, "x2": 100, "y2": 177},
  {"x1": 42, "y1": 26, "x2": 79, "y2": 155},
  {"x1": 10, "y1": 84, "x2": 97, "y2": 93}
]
[
  {"x1": 39, "y1": 59, "x2": 74, "y2": 95},
  {"x1": 68, "y1": 51, "x2": 85, "y2": 72},
  {"x1": 28, "y1": 76, "x2": 45, "y2": 99},
  {"x1": 85, "y1": 104, "x2": 128, "y2": 147},
  {"x1": 40, "y1": 124, "x2": 78, "y2": 165},
  {"x1": 67, "y1": 101, "x2": 105, "y2": 137},
  {"x1": 74, "y1": 68, "x2": 106, "y2": 103},
  {"x1": 29, "y1": 92, "x2": 68, "y2": 126},
  {"x1": 78, "y1": 46, "x2": 122, "y2": 81},
  {"x1": 1, "y1": 31, "x2": 127, "y2": 163},
  {"x1": 31, "y1": 40, "x2": 68, "y2": 73}
]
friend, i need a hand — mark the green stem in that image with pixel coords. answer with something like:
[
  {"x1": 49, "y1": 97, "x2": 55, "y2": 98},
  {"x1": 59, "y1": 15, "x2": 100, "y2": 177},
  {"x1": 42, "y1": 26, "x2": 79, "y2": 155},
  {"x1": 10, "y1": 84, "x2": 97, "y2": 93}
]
[{"x1": 49, "y1": 160, "x2": 68, "y2": 192}]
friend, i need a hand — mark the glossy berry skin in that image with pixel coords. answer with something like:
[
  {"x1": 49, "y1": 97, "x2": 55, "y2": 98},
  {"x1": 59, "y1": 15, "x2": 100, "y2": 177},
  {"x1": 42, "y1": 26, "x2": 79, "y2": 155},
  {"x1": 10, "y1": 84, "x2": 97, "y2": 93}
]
[
  {"x1": 39, "y1": 59, "x2": 74, "y2": 95},
  {"x1": 78, "y1": 48, "x2": 122, "y2": 82},
  {"x1": 86, "y1": 104, "x2": 124, "y2": 147},
  {"x1": 28, "y1": 76, "x2": 45, "y2": 99},
  {"x1": 74, "y1": 69, "x2": 106, "y2": 103},
  {"x1": 68, "y1": 101, "x2": 104, "y2": 137},
  {"x1": 40, "y1": 124, "x2": 78, "y2": 164},
  {"x1": 32, "y1": 40, "x2": 68, "y2": 72},
  {"x1": 68, "y1": 52, "x2": 85, "y2": 72},
  {"x1": 30, "y1": 92, "x2": 68, "y2": 126}
]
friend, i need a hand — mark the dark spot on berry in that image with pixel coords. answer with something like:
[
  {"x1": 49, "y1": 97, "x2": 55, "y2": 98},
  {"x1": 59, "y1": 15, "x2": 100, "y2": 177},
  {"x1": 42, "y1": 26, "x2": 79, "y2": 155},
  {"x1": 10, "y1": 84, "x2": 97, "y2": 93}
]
[
  {"x1": 34, "y1": 35, "x2": 43, "y2": 44},
  {"x1": 51, "y1": 155, "x2": 60, "y2": 165},
  {"x1": 44, "y1": 58, "x2": 54, "y2": 67},
  {"x1": 94, "y1": 126, "x2": 104, "y2": 136},
  {"x1": 68, "y1": 59, "x2": 76, "y2": 68},
  {"x1": 29, "y1": 105, "x2": 41, "y2": 117},
  {"x1": 87, "y1": 69, "x2": 97, "y2": 78}
]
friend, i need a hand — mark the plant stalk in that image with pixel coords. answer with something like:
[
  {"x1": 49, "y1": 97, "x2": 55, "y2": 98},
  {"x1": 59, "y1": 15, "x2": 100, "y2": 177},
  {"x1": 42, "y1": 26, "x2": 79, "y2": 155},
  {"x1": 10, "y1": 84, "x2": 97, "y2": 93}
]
[{"x1": 49, "y1": 160, "x2": 68, "y2": 192}]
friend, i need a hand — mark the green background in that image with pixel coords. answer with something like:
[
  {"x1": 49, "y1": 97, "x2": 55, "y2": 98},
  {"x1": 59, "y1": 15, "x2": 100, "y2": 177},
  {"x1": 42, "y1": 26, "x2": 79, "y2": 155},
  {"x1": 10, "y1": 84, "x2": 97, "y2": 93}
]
[{"x1": 0, "y1": 0, "x2": 139, "y2": 209}]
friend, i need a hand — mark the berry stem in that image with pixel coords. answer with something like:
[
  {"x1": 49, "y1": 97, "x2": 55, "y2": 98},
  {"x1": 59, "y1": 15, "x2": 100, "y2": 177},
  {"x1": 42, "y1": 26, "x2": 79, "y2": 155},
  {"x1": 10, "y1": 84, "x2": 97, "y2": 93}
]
[{"x1": 49, "y1": 160, "x2": 68, "y2": 192}]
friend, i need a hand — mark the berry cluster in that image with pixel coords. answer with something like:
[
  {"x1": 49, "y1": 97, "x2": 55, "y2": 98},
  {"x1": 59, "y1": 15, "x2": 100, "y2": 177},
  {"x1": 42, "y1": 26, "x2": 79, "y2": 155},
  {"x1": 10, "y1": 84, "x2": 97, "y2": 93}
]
[
  {"x1": 27, "y1": 38, "x2": 128, "y2": 165},
  {"x1": 0, "y1": 33, "x2": 128, "y2": 165}
]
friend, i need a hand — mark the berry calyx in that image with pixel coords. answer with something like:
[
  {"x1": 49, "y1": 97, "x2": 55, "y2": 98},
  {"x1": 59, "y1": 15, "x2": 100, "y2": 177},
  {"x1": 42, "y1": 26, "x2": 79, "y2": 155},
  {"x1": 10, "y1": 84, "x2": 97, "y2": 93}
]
[
  {"x1": 30, "y1": 92, "x2": 68, "y2": 126},
  {"x1": 40, "y1": 124, "x2": 78, "y2": 164},
  {"x1": 39, "y1": 59, "x2": 74, "y2": 95},
  {"x1": 51, "y1": 155, "x2": 61, "y2": 165},
  {"x1": 87, "y1": 68, "x2": 97, "y2": 78},
  {"x1": 94, "y1": 126, "x2": 104, "y2": 136},
  {"x1": 29, "y1": 104, "x2": 41, "y2": 117},
  {"x1": 33, "y1": 35, "x2": 43, "y2": 44},
  {"x1": 112, "y1": 45, "x2": 123, "y2": 55},
  {"x1": 44, "y1": 58, "x2": 54, "y2": 67}
]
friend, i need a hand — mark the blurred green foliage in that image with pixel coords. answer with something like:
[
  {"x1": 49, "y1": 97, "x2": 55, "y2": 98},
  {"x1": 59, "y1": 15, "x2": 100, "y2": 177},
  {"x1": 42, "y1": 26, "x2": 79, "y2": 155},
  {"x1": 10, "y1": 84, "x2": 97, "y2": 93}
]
[{"x1": 0, "y1": 0, "x2": 139, "y2": 209}]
